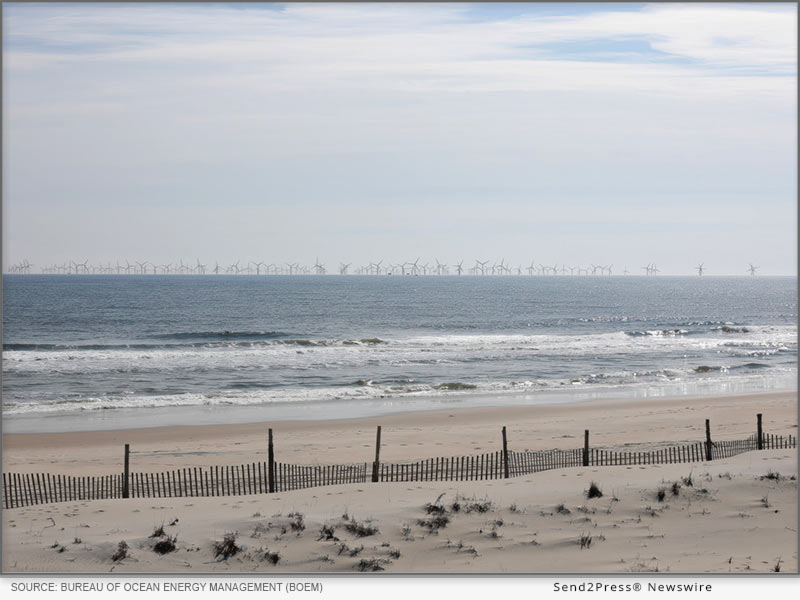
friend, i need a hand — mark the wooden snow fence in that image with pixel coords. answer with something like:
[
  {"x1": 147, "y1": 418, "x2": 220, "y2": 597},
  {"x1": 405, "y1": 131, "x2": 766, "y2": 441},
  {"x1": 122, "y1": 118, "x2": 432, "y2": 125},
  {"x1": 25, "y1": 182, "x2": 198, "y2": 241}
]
[{"x1": 3, "y1": 419, "x2": 795, "y2": 509}]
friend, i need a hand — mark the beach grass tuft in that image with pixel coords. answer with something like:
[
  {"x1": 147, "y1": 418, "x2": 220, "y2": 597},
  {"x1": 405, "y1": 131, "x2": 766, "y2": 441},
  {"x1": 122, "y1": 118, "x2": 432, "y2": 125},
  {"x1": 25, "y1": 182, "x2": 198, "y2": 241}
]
[
  {"x1": 262, "y1": 549, "x2": 281, "y2": 565},
  {"x1": 338, "y1": 543, "x2": 364, "y2": 557},
  {"x1": 153, "y1": 535, "x2": 178, "y2": 555},
  {"x1": 289, "y1": 512, "x2": 305, "y2": 533},
  {"x1": 418, "y1": 514, "x2": 450, "y2": 531},
  {"x1": 579, "y1": 533, "x2": 593, "y2": 549},
  {"x1": 586, "y1": 482, "x2": 603, "y2": 499},
  {"x1": 356, "y1": 558, "x2": 385, "y2": 572},
  {"x1": 424, "y1": 503, "x2": 448, "y2": 515},
  {"x1": 463, "y1": 499, "x2": 493, "y2": 514},
  {"x1": 111, "y1": 541, "x2": 128, "y2": 562},
  {"x1": 213, "y1": 532, "x2": 241, "y2": 560},
  {"x1": 344, "y1": 519, "x2": 379, "y2": 537},
  {"x1": 318, "y1": 524, "x2": 339, "y2": 541}
]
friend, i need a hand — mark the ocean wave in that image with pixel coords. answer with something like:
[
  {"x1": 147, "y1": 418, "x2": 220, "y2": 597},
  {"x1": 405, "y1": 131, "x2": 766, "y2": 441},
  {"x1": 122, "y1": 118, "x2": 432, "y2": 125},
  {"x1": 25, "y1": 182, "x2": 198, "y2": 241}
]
[
  {"x1": 153, "y1": 330, "x2": 289, "y2": 340},
  {"x1": 4, "y1": 366, "x2": 795, "y2": 416},
  {"x1": 2, "y1": 337, "x2": 388, "y2": 352},
  {"x1": 3, "y1": 327, "x2": 795, "y2": 376},
  {"x1": 624, "y1": 329, "x2": 690, "y2": 337},
  {"x1": 3, "y1": 342, "x2": 223, "y2": 352}
]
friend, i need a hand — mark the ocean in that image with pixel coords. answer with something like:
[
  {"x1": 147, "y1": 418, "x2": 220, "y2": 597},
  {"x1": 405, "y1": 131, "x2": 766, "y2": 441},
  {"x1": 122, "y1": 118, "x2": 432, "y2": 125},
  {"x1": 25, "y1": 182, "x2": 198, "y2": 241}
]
[{"x1": 2, "y1": 275, "x2": 796, "y2": 432}]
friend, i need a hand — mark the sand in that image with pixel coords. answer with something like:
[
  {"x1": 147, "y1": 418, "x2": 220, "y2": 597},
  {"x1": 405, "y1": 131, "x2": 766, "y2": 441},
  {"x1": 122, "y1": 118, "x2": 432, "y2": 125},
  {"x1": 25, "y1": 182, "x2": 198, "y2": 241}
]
[{"x1": 2, "y1": 390, "x2": 797, "y2": 573}]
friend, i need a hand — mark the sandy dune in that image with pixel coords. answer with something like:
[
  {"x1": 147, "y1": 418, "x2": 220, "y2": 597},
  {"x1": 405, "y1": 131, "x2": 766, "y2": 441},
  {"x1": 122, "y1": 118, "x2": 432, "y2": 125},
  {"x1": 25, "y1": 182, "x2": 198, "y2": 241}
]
[
  {"x1": 2, "y1": 391, "x2": 797, "y2": 573},
  {"x1": 3, "y1": 450, "x2": 796, "y2": 573}
]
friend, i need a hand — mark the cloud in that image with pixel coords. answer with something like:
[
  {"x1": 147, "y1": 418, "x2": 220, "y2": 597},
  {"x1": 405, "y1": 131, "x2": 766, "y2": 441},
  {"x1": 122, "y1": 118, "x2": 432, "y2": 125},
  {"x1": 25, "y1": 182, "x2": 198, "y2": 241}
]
[
  {"x1": 4, "y1": 3, "x2": 795, "y2": 79},
  {"x1": 2, "y1": 3, "x2": 796, "y2": 273}
]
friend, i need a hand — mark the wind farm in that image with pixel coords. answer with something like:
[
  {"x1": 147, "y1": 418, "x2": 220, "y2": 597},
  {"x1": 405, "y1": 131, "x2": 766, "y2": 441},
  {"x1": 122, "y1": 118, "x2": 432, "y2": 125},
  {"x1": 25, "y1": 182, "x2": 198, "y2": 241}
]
[{"x1": 7, "y1": 258, "x2": 770, "y2": 276}]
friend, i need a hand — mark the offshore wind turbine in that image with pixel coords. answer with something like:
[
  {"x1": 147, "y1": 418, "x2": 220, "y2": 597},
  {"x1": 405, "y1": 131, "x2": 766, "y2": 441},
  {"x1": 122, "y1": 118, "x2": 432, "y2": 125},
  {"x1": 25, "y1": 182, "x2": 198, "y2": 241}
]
[
  {"x1": 748, "y1": 263, "x2": 759, "y2": 276},
  {"x1": 454, "y1": 260, "x2": 464, "y2": 276},
  {"x1": 696, "y1": 263, "x2": 705, "y2": 276}
]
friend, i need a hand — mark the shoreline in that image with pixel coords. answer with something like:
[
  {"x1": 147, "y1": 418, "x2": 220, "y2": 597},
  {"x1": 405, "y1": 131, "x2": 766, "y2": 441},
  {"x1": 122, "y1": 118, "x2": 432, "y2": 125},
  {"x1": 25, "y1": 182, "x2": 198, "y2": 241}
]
[
  {"x1": 3, "y1": 390, "x2": 796, "y2": 475},
  {"x1": 3, "y1": 377, "x2": 795, "y2": 435}
]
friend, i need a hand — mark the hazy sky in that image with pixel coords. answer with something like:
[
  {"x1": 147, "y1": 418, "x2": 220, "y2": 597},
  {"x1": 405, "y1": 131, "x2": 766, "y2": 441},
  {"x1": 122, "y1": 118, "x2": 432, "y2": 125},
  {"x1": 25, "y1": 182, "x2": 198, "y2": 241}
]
[{"x1": 2, "y1": 2, "x2": 797, "y2": 275}]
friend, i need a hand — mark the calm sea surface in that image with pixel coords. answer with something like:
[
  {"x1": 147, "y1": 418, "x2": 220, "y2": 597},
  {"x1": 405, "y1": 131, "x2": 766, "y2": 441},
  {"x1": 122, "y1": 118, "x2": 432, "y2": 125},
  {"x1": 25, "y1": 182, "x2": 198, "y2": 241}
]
[{"x1": 2, "y1": 275, "x2": 796, "y2": 432}]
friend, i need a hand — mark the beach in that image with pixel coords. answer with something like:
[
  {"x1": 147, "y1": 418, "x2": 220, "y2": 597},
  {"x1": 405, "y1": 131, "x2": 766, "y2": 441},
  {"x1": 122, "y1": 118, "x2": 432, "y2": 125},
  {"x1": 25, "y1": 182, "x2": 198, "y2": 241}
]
[
  {"x1": 3, "y1": 0, "x2": 797, "y2": 582},
  {"x1": 2, "y1": 390, "x2": 796, "y2": 573}
]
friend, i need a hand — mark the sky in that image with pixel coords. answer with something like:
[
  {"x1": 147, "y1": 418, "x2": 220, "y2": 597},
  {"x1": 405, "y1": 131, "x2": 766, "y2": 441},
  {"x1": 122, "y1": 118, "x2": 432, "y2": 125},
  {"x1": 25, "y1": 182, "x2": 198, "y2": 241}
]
[{"x1": 2, "y1": 2, "x2": 797, "y2": 275}]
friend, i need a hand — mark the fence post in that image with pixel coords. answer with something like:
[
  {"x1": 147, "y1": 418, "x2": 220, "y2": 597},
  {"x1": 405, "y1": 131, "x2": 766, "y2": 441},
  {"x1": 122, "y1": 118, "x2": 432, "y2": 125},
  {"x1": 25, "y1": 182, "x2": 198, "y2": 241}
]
[
  {"x1": 583, "y1": 430, "x2": 590, "y2": 467},
  {"x1": 268, "y1": 428, "x2": 275, "y2": 493},
  {"x1": 502, "y1": 426, "x2": 509, "y2": 478},
  {"x1": 705, "y1": 419, "x2": 713, "y2": 461},
  {"x1": 123, "y1": 444, "x2": 130, "y2": 499},
  {"x1": 757, "y1": 414, "x2": 763, "y2": 450},
  {"x1": 371, "y1": 426, "x2": 382, "y2": 482}
]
